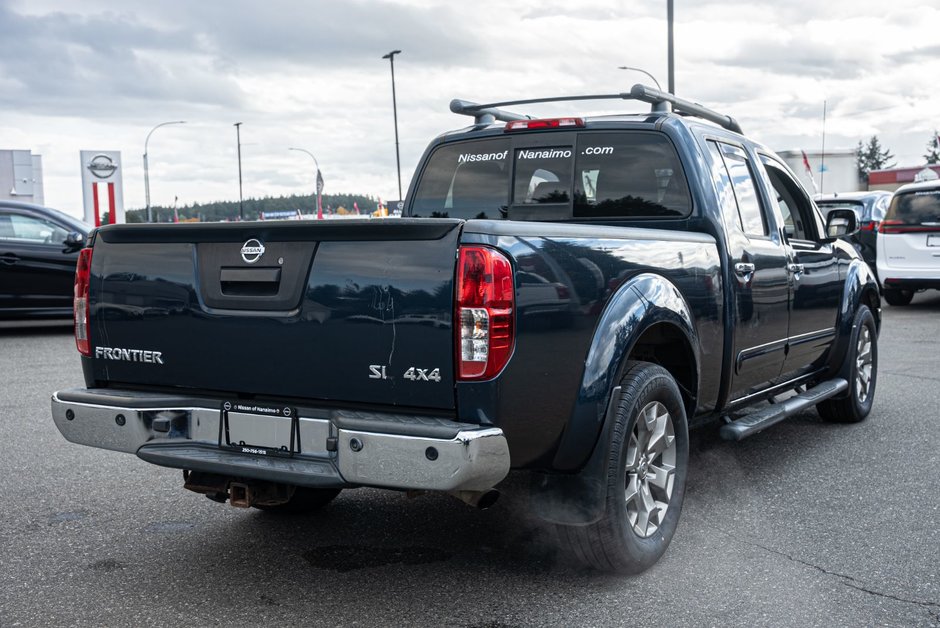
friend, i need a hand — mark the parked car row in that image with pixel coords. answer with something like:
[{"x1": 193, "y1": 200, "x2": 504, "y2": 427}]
[{"x1": 816, "y1": 180, "x2": 940, "y2": 305}]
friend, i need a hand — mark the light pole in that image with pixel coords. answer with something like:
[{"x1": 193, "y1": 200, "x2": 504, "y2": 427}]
[
  {"x1": 143, "y1": 120, "x2": 185, "y2": 223},
  {"x1": 667, "y1": 0, "x2": 675, "y2": 94},
  {"x1": 288, "y1": 147, "x2": 323, "y2": 220},
  {"x1": 617, "y1": 66, "x2": 663, "y2": 91},
  {"x1": 234, "y1": 122, "x2": 244, "y2": 220},
  {"x1": 382, "y1": 49, "x2": 403, "y2": 203}
]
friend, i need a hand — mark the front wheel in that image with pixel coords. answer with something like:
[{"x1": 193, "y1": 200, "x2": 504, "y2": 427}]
[
  {"x1": 883, "y1": 288, "x2": 914, "y2": 306},
  {"x1": 817, "y1": 305, "x2": 878, "y2": 423},
  {"x1": 555, "y1": 361, "x2": 689, "y2": 574}
]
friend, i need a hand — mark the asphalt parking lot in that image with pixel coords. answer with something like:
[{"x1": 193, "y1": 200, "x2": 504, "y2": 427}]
[{"x1": 1, "y1": 295, "x2": 938, "y2": 628}]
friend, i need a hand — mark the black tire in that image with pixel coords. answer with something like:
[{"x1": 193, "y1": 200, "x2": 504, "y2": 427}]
[
  {"x1": 817, "y1": 305, "x2": 877, "y2": 423},
  {"x1": 883, "y1": 288, "x2": 914, "y2": 306},
  {"x1": 253, "y1": 487, "x2": 342, "y2": 514},
  {"x1": 554, "y1": 361, "x2": 689, "y2": 574}
]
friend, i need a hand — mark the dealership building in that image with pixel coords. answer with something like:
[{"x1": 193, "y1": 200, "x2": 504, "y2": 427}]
[
  {"x1": 868, "y1": 164, "x2": 940, "y2": 192},
  {"x1": 0, "y1": 149, "x2": 44, "y2": 205}
]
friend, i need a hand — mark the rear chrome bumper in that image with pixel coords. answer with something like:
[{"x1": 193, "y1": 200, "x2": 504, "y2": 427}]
[{"x1": 51, "y1": 388, "x2": 510, "y2": 492}]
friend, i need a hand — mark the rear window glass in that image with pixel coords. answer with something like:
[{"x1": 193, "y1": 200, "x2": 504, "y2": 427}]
[
  {"x1": 410, "y1": 138, "x2": 510, "y2": 219},
  {"x1": 885, "y1": 189, "x2": 940, "y2": 225},
  {"x1": 410, "y1": 131, "x2": 690, "y2": 221},
  {"x1": 573, "y1": 133, "x2": 690, "y2": 219}
]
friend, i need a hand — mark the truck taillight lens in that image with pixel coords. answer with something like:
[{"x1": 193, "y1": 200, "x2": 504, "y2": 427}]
[
  {"x1": 456, "y1": 246, "x2": 514, "y2": 380},
  {"x1": 74, "y1": 248, "x2": 92, "y2": 356}
]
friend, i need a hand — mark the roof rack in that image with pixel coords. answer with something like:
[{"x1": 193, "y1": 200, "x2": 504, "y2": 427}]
[{"x1": 449, "y1": 83, "x2": 743, "y2": 135}]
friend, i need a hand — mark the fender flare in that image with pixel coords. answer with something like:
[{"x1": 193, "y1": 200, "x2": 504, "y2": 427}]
[
  {"x1": 826, "y1": 258, "x2": 881, "y2": 385},
  {"x1": 831, "y1": 259, "x2": 881, "y2": 365},
  {"x1": 532, "y1": 273, "x2": 699, "y2": 525}
]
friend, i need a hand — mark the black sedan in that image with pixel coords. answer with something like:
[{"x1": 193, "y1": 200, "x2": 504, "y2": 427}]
[{"x1": 0, "y1": 200, "x2": 91, "y2": 320}]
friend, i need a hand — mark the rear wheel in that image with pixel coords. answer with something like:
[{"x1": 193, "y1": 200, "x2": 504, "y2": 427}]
[
  {"x1": 253, "y1": 487, "x2": 342, "y2": 514},
  {"x1": 555, "y1": 361, "x2": 689, "y2": 574},
  {"x1": 883, "y1": 288, "x2": 914, "y2": 306},
  {"x1": 817, "y1": 305, "x2": 877, "y2": 423}
]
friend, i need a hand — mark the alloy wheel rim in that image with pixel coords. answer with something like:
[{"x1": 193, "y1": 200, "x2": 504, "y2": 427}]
[
  {"x1": 855, "y1": 325, "x2": 873, "y2": 404},
  {"x1": 625, "y1": 401, "x2": 677, "y2": 538}
]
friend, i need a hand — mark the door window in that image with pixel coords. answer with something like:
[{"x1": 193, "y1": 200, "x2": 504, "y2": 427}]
[
  {"x1": 758, "y1": 156, "x2": 822, "y2": 242},
  {"x1": 0, "y1": 213, "x2": 69, "y2": 244},
  {"x1": 708, "y1": 141, "x2": 767, "y2": 236}
]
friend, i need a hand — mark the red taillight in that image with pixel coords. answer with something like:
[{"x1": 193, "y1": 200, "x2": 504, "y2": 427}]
[
  {"x1": 504, "y1": 117, "x2": 585, "y2": 132},
  {"x1": 879, "y1": 220, "x2": 940, "y2": 234},
  {"x1": 456, "y1": 246, "x2": 515, "y2": 380},
  {"x1": 74, "y1": 248, "x2": 93, "y2": 356},
  {"x1": 859, "y1": 221, "x2": 876, "y2": 232}
]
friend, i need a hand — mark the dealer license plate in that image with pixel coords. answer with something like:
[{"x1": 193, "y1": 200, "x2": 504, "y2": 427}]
[{"x1": 221, "y1": 401, "x2": 297, "y2": 455}]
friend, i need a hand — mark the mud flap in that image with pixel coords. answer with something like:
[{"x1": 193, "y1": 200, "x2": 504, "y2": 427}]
[{"x1": 529, "y1": 386, "x2": 621, "y2": 526}]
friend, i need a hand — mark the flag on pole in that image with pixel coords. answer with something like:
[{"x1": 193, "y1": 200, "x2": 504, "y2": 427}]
[
  {"x1": 173, "y1": 196, "x2": 179, "y2": 223},
  {"x1": 316, "y1": 170, "x2": 324, "y2": 195},
  {"x1": 801, "y1": 150, "x2": 819, "y2": 195}
]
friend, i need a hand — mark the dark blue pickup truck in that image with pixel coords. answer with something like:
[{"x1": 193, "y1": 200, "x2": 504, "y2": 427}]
[{"x1": 52, "y1": 85, "x2": 880, "y2": 573}]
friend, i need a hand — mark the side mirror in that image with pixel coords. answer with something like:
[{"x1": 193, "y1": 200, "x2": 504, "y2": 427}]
[
  {"x1": 825, "y1": 208, "x2": 858, "y2": 240},
  {"x1": 64, "y1": 231, "x2": 86, "y2": 248}
]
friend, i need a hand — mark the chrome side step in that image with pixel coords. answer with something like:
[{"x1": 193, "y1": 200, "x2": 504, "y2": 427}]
[{"x1": 719, "y1": 378, "x2": 849, "y2": 441}]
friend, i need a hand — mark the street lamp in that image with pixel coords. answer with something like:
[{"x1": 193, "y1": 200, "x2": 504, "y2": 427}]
[
  {"x1": 667, "y1": 0, "x2": 675, "y2": 94},
  {"x1": 617, "y1": 66, "x2": 663, "y2": 91},
  {"x1": 288, "y1": 147, "x2": 323, "y2": 220},
  {"x1": 234, "y1": 122, "x2": 244, "y2": 220},
  {"x1": 382, "y1": 49, "x2": 403, "y2": 203},
  {"x1": 143, "y1": 120, "x2": 185, "y2": 223}
]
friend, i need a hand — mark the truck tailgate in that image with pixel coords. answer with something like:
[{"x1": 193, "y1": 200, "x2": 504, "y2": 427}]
[{"x1": 88, "y1": 220, "x2": 462, "y2": 410}]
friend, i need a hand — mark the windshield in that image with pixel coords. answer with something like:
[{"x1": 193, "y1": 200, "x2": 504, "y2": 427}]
[
  {"x1": 410, "y1": 131, "x2": 691, "y2": 221},
  {"x1": 884, "y1": 189, "x2": 940, "y2": 226}
]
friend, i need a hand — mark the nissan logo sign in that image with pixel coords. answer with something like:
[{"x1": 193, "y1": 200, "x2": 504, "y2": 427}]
[
  {"x1": 240, "y1": 239, "x2": 265, "y2": 264},
  {"x1": 87, "y1": 154, "x2": 118, "y2": 179}
]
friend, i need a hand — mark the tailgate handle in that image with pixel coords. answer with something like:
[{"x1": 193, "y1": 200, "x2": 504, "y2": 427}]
[
  {"x1": 220, "y1": 267, "x2": 281, "y2": 283},
  {"x1": 219, "y1": 266, "x2": 282, "y2": 296}
]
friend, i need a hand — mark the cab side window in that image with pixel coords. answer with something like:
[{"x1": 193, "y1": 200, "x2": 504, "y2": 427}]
[
  {"x1": 707, "y1": 141, "x2": 767, "y2": 236},
  {"x1": 759, "y1": 156, "x2": 820, "y2": 242}
]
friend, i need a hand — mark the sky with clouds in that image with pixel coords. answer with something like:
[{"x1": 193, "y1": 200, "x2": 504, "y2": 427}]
[{"x1": 2, "y1": 0, "x2": 939, "y2": 218}]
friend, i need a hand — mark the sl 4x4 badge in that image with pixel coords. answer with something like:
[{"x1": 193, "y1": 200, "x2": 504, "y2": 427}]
[{"x1": 369, "y1": 365, "x2": 441, "y2": 382}]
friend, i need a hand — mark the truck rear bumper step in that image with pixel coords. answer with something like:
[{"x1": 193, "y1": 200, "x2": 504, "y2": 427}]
[
  {"x1": 719, "y1": 378, "x2": 849, "y2": 441},
  {"x1": 52, "y1": 389, "x2": 510, "y2": 492}
]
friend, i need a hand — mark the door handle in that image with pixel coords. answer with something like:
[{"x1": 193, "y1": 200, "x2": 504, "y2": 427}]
[
  {"x1": 0, "y1": 252, "x2": 19, "y2": 266},
  {"x1": 787, "y1": 263, "x2": 805, "y2": 275},
  {"x1": 734, "y1": 262, "x2": 755, "y2": 277}
]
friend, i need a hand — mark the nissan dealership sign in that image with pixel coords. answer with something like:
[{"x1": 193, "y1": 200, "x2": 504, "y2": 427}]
[{"x1": 80, "y1": 150, "x2": 125, "y2": 225}]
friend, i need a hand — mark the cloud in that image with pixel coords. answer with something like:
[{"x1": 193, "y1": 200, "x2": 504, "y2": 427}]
[{"x1": 0, "y1": 4, "x2": 245, "y2": 118}]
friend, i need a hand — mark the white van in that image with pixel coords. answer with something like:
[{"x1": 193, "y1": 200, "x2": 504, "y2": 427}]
[{"x1": 877, "y1": 180, "x2": 940, "y2": 305}]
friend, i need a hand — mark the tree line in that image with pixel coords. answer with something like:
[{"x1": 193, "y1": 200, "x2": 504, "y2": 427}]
[{"x1": 126, "y1": 192, "x2": 382, "y2": 223}]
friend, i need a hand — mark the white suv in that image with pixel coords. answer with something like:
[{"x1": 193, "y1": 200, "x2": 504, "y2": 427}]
[{"x1": 877, "y1": 180, "x2": 940, "y2": 305}]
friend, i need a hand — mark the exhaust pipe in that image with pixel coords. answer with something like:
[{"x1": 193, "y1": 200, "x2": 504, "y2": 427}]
[{"x1": 450, "y1": 489, "x2": 500, "y2": 510}]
